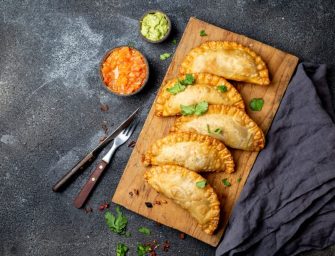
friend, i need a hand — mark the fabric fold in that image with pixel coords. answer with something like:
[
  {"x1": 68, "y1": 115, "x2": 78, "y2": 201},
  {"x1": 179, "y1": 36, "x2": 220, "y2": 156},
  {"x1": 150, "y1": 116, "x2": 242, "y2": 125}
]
[{"x1": 216, "y1": 63, "x2": 335, "y2": 256}]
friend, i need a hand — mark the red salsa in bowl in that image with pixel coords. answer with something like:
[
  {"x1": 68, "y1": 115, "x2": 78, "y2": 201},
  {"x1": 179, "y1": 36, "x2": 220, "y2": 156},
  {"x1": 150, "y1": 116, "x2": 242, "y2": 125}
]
[{"x1": 100, "y1": 46, "x2": 149, "y2": 96}]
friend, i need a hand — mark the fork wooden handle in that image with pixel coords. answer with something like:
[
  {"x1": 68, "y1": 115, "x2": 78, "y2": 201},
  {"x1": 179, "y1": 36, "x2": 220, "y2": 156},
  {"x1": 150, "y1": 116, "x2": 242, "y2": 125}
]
[{"x1": 73, "y1": 160, "x2": 108, "y2": 209}]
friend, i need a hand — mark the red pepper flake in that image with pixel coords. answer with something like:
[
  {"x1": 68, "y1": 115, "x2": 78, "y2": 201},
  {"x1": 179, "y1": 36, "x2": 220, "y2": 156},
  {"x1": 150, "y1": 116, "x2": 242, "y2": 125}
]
[
  {"x1": 102, "y1": 121, "x2": 108, "y2": 135},
  {"x1": 129, "y1": 191, "x2": 134, "y2": 197},
  {"x1": 100, "y1": 103, "x2": 109, "y2": 112},
  {"x1": 128, "y1": 140, "x2": 136, "y2": 148},
  {"x1": 179, "y1": 233, "x2": 186, "y2": 240},
  {"x1": 154, "y1": 200, "x2": 161, "y2": 205},
  {"x1": 145, "y1": 202, "x2": 153, "y2": 208},
  {"x1": 162, "y1": 240, "x2": 170, "y2": 252},
  {"x1": 84, "y1": 206, "x2": 93, "y2": 213},
  {"x1": 134, "y1": 189, "x2": 139, "y2": 196},
  {"x1": 99, "y1": 202, "x2": 109, "y2": 211}
]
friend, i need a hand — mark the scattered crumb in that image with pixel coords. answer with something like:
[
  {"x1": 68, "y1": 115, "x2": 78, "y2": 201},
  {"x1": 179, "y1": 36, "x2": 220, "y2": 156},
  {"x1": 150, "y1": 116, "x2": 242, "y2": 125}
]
[
  {"x1": 99, "y1": 202, "x2": 109, "y2": 211},
  {"x1": 102, "y1": 121, "x2": 108, "y2": 135},
  {"x1": 99, "y1": 135, "x2": 107, "y2": 142},
  {"x1": 100, "y1": 103, "x2": 109, "y2": 112},
  {"x1": 84, "y1": 206, "x2": 93, "y2": 213}
]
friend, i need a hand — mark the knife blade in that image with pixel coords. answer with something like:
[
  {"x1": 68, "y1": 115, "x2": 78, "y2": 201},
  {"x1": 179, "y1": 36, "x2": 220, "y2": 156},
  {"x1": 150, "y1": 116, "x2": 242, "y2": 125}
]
[{"x1": 52, "y1": 107, "x2": 140, "y2": 192}]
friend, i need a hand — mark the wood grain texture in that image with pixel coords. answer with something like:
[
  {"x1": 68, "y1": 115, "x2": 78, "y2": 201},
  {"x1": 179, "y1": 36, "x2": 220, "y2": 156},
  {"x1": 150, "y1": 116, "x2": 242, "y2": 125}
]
[{"x1": 112, "y1": 17, "x2": 299, "y2": 246}]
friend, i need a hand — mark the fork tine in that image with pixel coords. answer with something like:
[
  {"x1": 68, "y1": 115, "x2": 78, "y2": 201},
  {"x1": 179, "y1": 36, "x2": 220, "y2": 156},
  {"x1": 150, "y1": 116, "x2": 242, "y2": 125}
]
[
  {"x1": 123, "y1": 121, "x2": 135, "y2": 135},
  {"x1": 126, "y1": 120, "x2": 138, "y2": 136}
]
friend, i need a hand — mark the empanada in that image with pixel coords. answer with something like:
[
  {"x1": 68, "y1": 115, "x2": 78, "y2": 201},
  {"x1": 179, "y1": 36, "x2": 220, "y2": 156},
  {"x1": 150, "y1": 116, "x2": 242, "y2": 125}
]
[
  {"x1": 144, "y1": 132, "x2": 234, "y2": 173},
  {"x1": 144, "y1": 165, "x2": 220, "y2": 234},
  {"x1": 155, "y1": 73, "x2": 244, "y2": 116},
  {"x1": 171, "y1": 105, "x2": 265, "y2": 151},
  {"x1": 180, "y1": 41, "x2": 270, "y2": 86}
]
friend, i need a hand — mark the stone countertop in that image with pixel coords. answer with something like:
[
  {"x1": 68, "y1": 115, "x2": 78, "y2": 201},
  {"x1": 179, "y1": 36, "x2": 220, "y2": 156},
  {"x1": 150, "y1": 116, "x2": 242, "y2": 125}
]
[{"x1": 0, "y1": 0, "x2": 334, "y2": 255}]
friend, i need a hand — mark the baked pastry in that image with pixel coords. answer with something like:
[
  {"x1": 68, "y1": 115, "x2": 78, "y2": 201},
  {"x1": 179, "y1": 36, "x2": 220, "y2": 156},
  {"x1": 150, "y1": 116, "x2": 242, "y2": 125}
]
[
  {"x1": 155, "y1": 73, "x2": 244, "y2": 116},
  {"x1": 179, "y1": 41, "x2": 270, "y2": 86},
  {"x1": 144, "y1": 165, "x2": 220, "y2": 234},
  {"x1": 171, "y1": 105, "x2": 265, "y2": 151},
  {"x1": 143, "y1": 132, "x2": 234, "y2": 173}
]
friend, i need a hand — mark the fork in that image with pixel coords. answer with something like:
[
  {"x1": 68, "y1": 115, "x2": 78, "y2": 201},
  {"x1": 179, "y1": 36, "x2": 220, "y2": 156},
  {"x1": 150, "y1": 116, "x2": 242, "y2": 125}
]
[{"x1": 73, "y1": 120, "x2": 138, "y2": 209}]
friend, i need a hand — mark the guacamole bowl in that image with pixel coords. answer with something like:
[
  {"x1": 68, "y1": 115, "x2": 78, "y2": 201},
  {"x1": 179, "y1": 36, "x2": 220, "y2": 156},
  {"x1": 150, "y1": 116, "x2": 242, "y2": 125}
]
[{"x1": 139, "y1": 10, "x2": 171, "y2": 43}]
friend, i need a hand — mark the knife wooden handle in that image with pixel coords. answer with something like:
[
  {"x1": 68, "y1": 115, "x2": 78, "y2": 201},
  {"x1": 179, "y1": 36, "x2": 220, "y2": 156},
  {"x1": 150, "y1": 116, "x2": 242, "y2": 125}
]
[
  {"x1": 52, "y1": 152, "x2": 96, "y2": 192},
  {"x1": 73, "y1": 160, "x2": 108, "y2": 209}
]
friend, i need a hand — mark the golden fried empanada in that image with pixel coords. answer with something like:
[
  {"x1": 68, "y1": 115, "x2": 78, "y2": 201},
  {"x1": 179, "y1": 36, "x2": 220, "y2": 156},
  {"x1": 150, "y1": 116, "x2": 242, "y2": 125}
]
[
  {"x1": 144, "y1": 165, "x2": 220, "y2": 234},
  {"x1": 155, "y1": 73, "x2": 244, "y2": 116},
  {"x1": 171, "y1": 105, "x2": 265, "y2": 151},
  {"x1": 180, "y1": 41, "x2": 270, "y2": 86},
  {"x1": 144, "y1": 132, "x2": 234, "y2": 173}
]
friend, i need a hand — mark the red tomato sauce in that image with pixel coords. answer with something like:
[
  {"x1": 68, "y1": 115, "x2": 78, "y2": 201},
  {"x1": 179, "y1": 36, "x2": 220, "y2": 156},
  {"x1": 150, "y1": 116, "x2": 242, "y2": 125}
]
[{"x1": 101, "y1": 47, "x2": 147, "y2": 95}]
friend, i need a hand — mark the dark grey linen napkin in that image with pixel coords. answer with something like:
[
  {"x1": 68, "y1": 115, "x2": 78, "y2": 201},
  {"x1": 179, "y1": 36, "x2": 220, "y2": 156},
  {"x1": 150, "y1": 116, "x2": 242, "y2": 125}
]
[{"x1": 216, "y1": 63, "x2": 335, "y2": 256}]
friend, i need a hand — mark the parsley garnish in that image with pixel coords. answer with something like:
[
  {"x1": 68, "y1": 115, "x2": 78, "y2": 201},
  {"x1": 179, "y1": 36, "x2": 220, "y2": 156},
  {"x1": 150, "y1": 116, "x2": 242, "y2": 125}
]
[
  {"x1": 194, "y1": 101, "x2": 208, "y2": 115},
  {"x1": 207, "y1": 124, "x2": 211, "y2": 134},
  {"x1": 172, "y1": 39, "x2": 177, "y2": 45},
  {"x1": 217, "y1": 85, "x2": 228, "y2": 92},
  {"x1": 180, "y1": 101, "x2": 208, "y2": 116},
  {"x1": 104, "y1": 206, "x2": 128, "y2": 235},
  {"x1": 160, "y1": 53, "x2": 172, "y2": 60},
  {"x1": 237, "y1": 177, "x2": 242, "y2": 183},
  {"x1": 183, "y1": 74, "x2": 195, "y2": 85},
  {"x1": 196, "y1": 180, "x2": 207, "y2": 188},
  {"x1": 137, "y1": 243, "x2": 151, "y2": 256},
  {"x1": 249, "y1": 98, "x2": 264, "y2": 111},
  {"x1": 222, "y1": 178, "x2": 231, "y2": 187},
  {"x1": 180, "y1": 104, "x2": 196, "y2": 115},
  {"x1": 214, "y1": 128, "x2": 222, "y2": 134},
  {"x1": 116, "y1": 243, "x2": 129, "y2": 256},
  {"x1": 166, "y1": 74, "x2": 195, "y2": 95},
  {"x1": 138, "y1": 226, "x2": 151, "y2": 235},
  {"x1": 200, "y1": 30, "x2": 207, "y2": 36},
  {"x1": 166, "y1": 82, "x2": 186, "y2": 95}
]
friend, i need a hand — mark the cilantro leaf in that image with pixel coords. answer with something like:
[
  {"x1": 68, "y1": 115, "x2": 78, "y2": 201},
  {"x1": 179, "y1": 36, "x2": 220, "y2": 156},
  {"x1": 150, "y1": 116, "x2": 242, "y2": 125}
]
[
  {"x1": 237, "y1": 177, "x2": 242, "y2": 183},
  {"x1": 194, "y1": 101, "x2": 208, "y2": 115},
  {"x1": 116, "y1": 243, "x2": 128, "y2": 256},
  {"x1": 172, "y1": 39, "x2": 177, "y2": 45},
  {"x1": 200, "y1": 30, "x2": 207, "y2": 36},
  {"x1": 137, "y1": 243, "x2": 151, "y2": 256},
  {"x1": 160, "y1": 53, "x2": 172, "y2": 60},
  {"x1": 217, "y1": 85, "x2": 228, "y2": 92},
  {"x1": 222, "y1": 178, "x2": 231, "y2": 187},
  {"x1": 182, "y1": 74, "x2": 195, "y2": 85},
  {"x1": 167, "y1": 82, "x2": 186, "y2": 95},
  {"x1": 196, "y1": 180, "x2": 207, "y2": 188},
  {"x1": 180, "y1": 104, "x2": 196, "y2": 115},
  {"x1": 214, "y1": 128, "x2": 222, "y2": 134},
  {"x1": 138, "y1": 226, "x2": 151, "y2": 235},
  {"x1": 104, "y1": 207, "x2": 128, "y2": 235},
  {"x1": 249, "y1": 98, "x2": 264, "y2": 111}
]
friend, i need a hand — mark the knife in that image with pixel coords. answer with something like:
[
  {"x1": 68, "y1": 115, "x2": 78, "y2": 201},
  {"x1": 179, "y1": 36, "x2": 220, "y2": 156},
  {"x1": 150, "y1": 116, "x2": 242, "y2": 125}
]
[{"x1": 52, "y1": 107, "x2": 140, "y2": 192}]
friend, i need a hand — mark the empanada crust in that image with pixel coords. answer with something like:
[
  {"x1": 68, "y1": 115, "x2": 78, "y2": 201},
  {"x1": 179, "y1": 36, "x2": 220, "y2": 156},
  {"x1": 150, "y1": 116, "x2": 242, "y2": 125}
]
[
  {"x1": 144, "y1": 165, "x2": 220, "y2": 234},
  {"x1": 144, "y1": 132, "x2": 234, "y2": 173},
  {"x1": 155, "y1": 73, "x2": 244, "y2": 116},
  {"x1": 180, "y1": 41, "x2": 270, "y2": 86},
  {"x1": 171, "y1": 105, "x2": 265, "y2": 151}
]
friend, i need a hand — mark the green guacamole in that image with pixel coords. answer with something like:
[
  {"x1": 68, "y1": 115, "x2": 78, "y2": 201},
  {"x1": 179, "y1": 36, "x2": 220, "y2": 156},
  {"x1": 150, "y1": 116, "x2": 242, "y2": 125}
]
[{"x1": 141, "y1": 12, "x2": 169, "y2": 41}]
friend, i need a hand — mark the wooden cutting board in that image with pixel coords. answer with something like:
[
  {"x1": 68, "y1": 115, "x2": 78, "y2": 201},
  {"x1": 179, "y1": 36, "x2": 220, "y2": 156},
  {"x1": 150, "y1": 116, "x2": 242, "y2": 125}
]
[{"x1": 112, "y1": 17, "x2": 299, "y2": 246}]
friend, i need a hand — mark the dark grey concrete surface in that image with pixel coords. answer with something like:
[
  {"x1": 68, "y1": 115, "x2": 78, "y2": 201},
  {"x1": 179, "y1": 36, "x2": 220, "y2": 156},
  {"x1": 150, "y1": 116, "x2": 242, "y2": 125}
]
[{"x1": 0, "y1": 0, "x2": 334, "y2": 255}]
